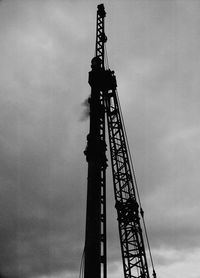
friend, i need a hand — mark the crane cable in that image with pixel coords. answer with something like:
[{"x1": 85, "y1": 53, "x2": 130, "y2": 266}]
[
  {"x1": 115, "y1": 89, "x2": 157, "y2": 278},
  {"x1": 79, "y1": 247, "x2": 85, "y2": 278}
]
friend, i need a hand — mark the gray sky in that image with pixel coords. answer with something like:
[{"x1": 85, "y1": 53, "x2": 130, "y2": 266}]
[{"x1": 0, "y1": 0, "x2": 200, "y2": 277}]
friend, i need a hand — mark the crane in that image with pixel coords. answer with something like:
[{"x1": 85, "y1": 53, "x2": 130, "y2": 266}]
[{"x1": 83, "y1": 4, "x2": 157, "y2": 278}]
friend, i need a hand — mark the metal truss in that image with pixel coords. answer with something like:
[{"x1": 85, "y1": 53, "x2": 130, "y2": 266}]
[
  {"x1": 96, "y1": 5, "x2": 107, "y2": 278},
  {"x1": 84, "y1": 4, "x2": 107, "y2": 278},
  {"x1": 105, "y1": 89, "x2": 150, "y2": 278}
]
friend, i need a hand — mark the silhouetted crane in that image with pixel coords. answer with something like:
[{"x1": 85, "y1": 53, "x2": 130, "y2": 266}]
[{"x1": 83, "y1": 4, "x2": 157, "y2": 278}]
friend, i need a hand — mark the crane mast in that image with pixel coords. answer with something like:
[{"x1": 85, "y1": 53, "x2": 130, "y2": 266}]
[
  {"x1": 84, "y1": 4, "x2": 156, "y2": 278},
  {"x1": 84, "y1": 4, "x2": 107, "y2": 278}
]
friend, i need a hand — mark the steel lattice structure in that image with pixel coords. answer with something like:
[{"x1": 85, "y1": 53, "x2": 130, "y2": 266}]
[
  {"x1": 105, "y1": 90, "x2": 150, "y2": 278},
  {"x1": 84, "y1": 4, "x2": 107, "y2": 278},
  {"x1": 84, "y1": 4, "x2": 156, "y2": 278}
]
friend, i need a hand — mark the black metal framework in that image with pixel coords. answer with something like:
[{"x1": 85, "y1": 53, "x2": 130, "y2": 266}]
[
  {"x1": 84, "y1": 4, "x2": 152, "y2": 278},
  {"x1": 84, "y1": 4, "x2": 107, "y2": 278},
  {"x1": 96, "y1": 4, "x2": 106, "y2": 68},
  {"x1": 96, "y1": 5, "x2": 107, "y2": 278},
  {"x1": 105, "y1": 89, "x2": 150, "y2": 278}
]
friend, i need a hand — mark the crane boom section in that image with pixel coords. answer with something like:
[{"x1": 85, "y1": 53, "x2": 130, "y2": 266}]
[{"x1": 105, "y1": 86, "x2": 150, "y2": 278}]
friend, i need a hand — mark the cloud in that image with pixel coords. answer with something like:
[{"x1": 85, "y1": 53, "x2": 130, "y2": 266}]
[
  {"x1": 0, "y1": 0, "x2": 200, "y2": 277},
  {"x1": 0, "y1": 0, "x2": 89, "y2": 277},
  {"x1": 155, "y1": 248, "x2": 200, "y2": 278}
]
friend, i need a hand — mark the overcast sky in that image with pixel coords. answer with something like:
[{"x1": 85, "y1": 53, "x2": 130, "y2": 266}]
[{"x1": 0, "y1": 0, "x2": 200, "y2": 277}]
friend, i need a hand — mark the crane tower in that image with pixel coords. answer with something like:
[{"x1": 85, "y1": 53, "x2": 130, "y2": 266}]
[{"x1": 83, "y1": 4, "x2": 156, "y2": 278}]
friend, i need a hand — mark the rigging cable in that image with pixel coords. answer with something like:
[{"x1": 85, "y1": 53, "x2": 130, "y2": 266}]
[{"x1": 79, "y1": 247, "x2": 85, "y2": 278}]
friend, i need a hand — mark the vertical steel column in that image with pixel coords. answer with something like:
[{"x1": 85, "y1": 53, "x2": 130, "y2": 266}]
[
  {"x1": 96, "y1": 5, "x2": 107, "y2": 278},
  {"x1": 84, "y1": 4, "x2": 107, "y2": 278}
]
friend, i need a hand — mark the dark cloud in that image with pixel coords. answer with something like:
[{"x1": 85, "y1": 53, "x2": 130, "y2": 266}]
[{"x1": 0, "y1": 0, "x2": 89, "y2": 277}]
